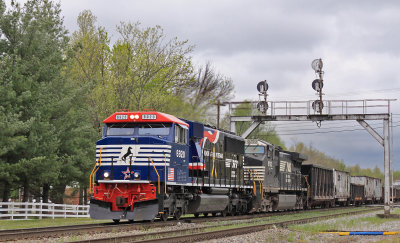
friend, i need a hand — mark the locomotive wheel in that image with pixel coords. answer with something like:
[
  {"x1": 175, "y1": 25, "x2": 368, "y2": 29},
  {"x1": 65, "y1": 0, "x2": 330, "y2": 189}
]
[
  {"x1": 194, "y1": 213, "x2": 199, "y2": 218},
  {"x1": 128, "y1": 219, "x2": 134, "y2": 223},
  {"x1": 212, "y1": 212, "x2": 217, "y2": 217},
  {"x1": 203, "y1": 212, "x2": 208, "y2": 217},
  {"x1": 160, "y1": 212, "x2": 168, "y2": 222},
  {"x1": 221, "y1": 210, "x2": 227, "y2": 217},
  {"x1": 174, "y1": 209, "x2": 182, "y2": 220},
  {"x1": 145, "y1": 218, "x2": 155, "y2": 223},
  {"x1": 113, "y1": 219, "x2": 120, "y2": 223}
]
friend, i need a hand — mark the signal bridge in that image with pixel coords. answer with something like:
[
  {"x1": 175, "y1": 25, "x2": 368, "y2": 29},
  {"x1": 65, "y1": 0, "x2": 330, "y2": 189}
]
[{"x1": 227, "y1": 98, "x2": 396, "y2": 215}]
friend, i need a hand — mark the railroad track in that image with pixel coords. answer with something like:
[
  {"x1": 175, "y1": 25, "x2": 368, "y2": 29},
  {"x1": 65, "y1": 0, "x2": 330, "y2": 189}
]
[
  {"x1": 0, "y1": 206, "x2": 381, "y2": 242},
  {"x1": 73, "y1": 207, "x2": 381, "y2": 243}
]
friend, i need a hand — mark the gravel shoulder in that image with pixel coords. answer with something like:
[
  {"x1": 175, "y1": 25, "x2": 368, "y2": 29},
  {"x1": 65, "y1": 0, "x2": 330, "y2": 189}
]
[{"x1": 201, "y1": 210, "x2": 400, "y2": 243}]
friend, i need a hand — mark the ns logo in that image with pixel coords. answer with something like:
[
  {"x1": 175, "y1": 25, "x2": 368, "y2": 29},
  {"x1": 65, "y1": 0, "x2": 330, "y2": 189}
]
[
  {"x1": 121, "y1": 147, "x2": 133, "y2": 162},
  {"x1": 176, "y1": 149, "x2": 185, "y2": 159}
]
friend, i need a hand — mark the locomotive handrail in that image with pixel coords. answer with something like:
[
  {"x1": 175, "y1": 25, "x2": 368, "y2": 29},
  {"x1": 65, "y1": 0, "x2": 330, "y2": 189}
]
[
  {"x1": 164, "y1": 154, "x2": 167, "y2": 194},
  {"x1": 89, "y1": 148, "x2": 102, "y2": 194},
  {"x1": 149, "y1": 157, "x2": 160, "y2": 194},
  {"x1": 248, "y1": 169, "x2": 256, "y2": 196},
  {"x1": 253, "y1": 170, "x2": 263, "y2": 198},
  {"x1": 211, "y1": 146, "x2": 217, "y2": 179},
  {"x1": 92, "y1": 156, "x2": 102, "y2": 185}
]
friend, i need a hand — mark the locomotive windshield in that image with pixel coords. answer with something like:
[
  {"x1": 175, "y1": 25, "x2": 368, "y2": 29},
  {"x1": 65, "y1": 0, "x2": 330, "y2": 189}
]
[
  {"x1": 106, "y1": 123, "x2": 135, "y2": 136},
  {"x1": 105, "y1": 122, "x2": 172, "y2": 136},
  {"x1": 138, "y1": 123, "x2": 171, "y2": 136},
  {"x1": 245, "y1": 145, "x2": 265, "y2": 154}
]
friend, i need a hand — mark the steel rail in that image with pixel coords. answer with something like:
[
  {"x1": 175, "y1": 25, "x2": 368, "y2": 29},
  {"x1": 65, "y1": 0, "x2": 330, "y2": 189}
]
[
  {"x1": 0, "y1": 206, "x2": 380, "y2": 241},
  {"x1": 70, "y1": 207, "x2": 381, "y2": 243}
]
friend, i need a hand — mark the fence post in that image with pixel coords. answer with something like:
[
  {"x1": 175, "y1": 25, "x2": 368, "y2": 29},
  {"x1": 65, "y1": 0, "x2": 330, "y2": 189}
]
[
  {"x1": 10, "y1": 202, "x2": 14, "y2": 220},
  {"x1": 25, "y1": 201, "x2": 28, "y2": 220},
  {"x1": 39, "y1": 201, "x2": 42, "y2": 219},
  {"x1": 52, "y1": 204, "x2": 55, "y2": 219},
  {"x1": 25, "y1": 201, "x2": 32, "y2": 219}
]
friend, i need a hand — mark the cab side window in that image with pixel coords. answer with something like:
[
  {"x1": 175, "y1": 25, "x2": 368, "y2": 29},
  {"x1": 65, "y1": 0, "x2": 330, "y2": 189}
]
[{"x1": 174, "y1": 125, "x2": 188, "y2": 144}]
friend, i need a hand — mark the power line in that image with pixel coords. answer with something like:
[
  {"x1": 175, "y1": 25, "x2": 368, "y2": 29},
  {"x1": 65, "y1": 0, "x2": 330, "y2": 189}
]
[
  {"x1": 271, "y1": 120, "x2": 384, "y2": 129},
  {"x1": 269, "y1": 88, "x2": 400, "y2": 100},
  {"x1": 274, "y1": 121, "x2": 400, "y2": 133},
  {"x1": 277, "y1": 124, "x2": 400, "y2": 136}
]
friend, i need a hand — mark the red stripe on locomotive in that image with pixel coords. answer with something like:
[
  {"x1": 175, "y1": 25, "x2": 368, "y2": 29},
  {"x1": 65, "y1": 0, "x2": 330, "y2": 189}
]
[{"x1": 103, "y1": 111, "x2": 189, "y2": 127}]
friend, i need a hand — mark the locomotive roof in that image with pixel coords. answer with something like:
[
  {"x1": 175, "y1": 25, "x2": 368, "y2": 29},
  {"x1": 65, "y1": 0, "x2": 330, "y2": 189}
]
[{"x1": 103, "y1": 111, "x2": 189, "y2": 127}]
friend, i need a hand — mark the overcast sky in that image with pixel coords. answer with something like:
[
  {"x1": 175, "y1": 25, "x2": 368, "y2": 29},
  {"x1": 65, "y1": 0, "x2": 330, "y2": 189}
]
[{"x1": 6, "y1": 0, "x2": 400, "y2": 171}]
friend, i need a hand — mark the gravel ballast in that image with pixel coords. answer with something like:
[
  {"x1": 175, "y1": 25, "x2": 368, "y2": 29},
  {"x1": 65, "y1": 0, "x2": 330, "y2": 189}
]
[{"x1": 201, "y1": 211, "x2": 400, "y2": 243}]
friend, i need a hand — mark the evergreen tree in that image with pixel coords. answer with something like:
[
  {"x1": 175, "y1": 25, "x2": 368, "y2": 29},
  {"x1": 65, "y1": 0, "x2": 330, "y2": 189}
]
[{"x1": 0, "y1": 0, "x2": 94, "y2": 203}]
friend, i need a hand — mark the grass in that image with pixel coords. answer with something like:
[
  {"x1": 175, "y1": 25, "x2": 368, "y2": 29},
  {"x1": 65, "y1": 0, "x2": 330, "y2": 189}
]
[
  {"x1": 289, "y1": 208, "x2": 400, "y2": 233},
  {"x1": 185, "y1": 207, "x2": 377, "y2": 235},
  {"x1": 0, "y1": 217, "x2": 110, "y2": 230},
  {"x1": 392, "y1": 208, "x2": 400, "y2": 214},
  {"x1": 287, "y1": 232, "x2": 296, "y2": 242},
  {"x1": 203, "y1": 206, "x2": 373, "y2": 228},
  {"x1": 0, "y1": 206, "x2": 377, "y2": 232}
]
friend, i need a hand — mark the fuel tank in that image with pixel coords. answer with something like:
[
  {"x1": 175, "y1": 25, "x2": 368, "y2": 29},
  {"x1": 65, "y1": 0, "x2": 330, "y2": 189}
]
[
  {"x1": 187, "y1": 194, "x2": 229, "y2": 213},
  {"x1": 272, "y1": 194, "x2": 296, "y2": 210}
]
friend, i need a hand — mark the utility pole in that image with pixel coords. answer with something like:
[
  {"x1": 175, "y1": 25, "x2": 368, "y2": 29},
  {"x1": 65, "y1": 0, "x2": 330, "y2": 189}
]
[
  {"x1": 215, "y1": 100, "x2": 226, "y2": 129},
  {"x1": 217, "y1": 100, "x2": 220, "y2": 129}
]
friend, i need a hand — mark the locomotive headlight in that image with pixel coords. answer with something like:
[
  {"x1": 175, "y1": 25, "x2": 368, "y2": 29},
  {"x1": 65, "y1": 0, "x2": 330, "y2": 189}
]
[
  {"x1": 103, "y1": 171, "x2": 110, "y2": 179},
  {"x1": 134, "y1": 171, "x2": 140, "y2": 179}
]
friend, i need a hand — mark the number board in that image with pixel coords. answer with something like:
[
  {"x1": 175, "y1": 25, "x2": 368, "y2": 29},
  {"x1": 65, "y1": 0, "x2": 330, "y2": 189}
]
[
  {"x1": 142, "y1": 114, "x2": 157, "y2": 120},
  {"x1": 115, "y1": 114, "x2": 128, "y2": 120}
]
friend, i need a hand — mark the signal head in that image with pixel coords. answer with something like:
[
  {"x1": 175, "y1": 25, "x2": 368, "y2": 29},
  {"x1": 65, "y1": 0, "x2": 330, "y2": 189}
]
[
  {"x1": 311, "y1": 59, "x2": 323, "y2": 72},
  {"x1": 257, "y1": 80, "x2": 268, "y2": 93},
  {"x1": 312, "y1": 79, "x2": 323, "y2": 92},
  {"x1": 257, "y1": 101, "x2": 268, "y2": 113}
]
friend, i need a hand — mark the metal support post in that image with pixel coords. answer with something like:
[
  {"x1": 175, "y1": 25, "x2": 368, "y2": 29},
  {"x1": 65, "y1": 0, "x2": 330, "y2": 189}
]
[
  {"x1": 384, "y1": 118, "x2": 390, "y2": 215},
  {"x1": 230, "y1": 121, "x2": 237, "y2": 134},
  {"x1": 241, "y1": 121, "x2": 262, "y2": 138}
]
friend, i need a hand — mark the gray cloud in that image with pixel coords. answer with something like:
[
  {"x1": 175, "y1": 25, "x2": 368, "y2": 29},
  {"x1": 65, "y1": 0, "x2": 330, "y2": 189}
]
[{"x1": 6, "y1": 0, "x2": 399, "y2": 171}]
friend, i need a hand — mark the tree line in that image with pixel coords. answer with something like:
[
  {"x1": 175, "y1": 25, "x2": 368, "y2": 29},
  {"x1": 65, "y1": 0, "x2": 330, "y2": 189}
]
[
  {"x1": 0, "y1": 0, "x2": 234, "y2": 204},
  {"x1": 290, "y1": 142, "x2": 397, "y2": 183}
]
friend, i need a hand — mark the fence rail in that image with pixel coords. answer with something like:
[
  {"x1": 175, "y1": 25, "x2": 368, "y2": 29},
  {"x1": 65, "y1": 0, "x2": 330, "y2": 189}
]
[{"x1": 0, "y1": 202, "x2": 89, "y2": 219}]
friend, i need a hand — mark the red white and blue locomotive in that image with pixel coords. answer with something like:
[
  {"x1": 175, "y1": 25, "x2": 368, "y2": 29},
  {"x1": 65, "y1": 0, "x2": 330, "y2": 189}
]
[
  {"x1": 89, "y1": 110, "x2": 383, "y2": 222},
  {"x1": 89, "y1": 111, "x2": 250, "y2": 222}
]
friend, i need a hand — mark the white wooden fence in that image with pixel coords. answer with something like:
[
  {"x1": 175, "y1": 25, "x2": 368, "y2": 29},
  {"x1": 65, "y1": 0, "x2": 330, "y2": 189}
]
[{"x1": 0, "y1": 202, "x2": 89, "y2": 219}]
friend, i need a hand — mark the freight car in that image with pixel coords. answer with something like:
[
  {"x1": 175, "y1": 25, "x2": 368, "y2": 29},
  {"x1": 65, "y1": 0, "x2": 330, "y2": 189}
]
[
  {"x1": 350, "y1": 183, "x2": 365, "y2": 205},
  {"x1": 350, "y1": 176, "x2": 381, "y2": 204},
  {"x1": 333, "y1": 169, "x2": 350, "y2": 206},
  {"x1": 301, "y1": 164, "x2": 335, "y2": 208},
  {"x1": 372, "y1": 178, "x2": 382, "y2": 203},
  {"x1": 381, "y1": 186, "x2": 400, "y2": 203}
]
